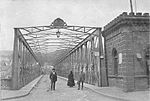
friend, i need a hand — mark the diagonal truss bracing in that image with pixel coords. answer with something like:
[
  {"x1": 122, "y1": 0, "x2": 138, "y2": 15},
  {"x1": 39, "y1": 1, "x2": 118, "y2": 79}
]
[{"x1": 16, "y1": 18, "x2": 100, "y2": 64}]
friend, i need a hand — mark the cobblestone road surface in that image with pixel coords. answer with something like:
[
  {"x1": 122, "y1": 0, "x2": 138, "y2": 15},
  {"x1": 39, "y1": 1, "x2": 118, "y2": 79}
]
[{"x1": 7, "y1": 75, "x2": 121, "y2": 101}]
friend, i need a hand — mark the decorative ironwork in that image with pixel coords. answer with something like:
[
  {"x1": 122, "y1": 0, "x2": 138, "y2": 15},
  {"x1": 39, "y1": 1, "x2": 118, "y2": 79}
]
[
  {"x1": 50, "y1": 18, "x2": 67, "y2": 29},
  {"x1": 56, "y1": 29, "x2": 61, "y2": 38}
]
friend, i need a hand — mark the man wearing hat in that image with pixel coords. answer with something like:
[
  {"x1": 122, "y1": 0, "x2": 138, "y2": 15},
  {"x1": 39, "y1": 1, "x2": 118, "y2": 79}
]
[{"x1": 50, "y1": 68, "x2": 57, "y2": 90}]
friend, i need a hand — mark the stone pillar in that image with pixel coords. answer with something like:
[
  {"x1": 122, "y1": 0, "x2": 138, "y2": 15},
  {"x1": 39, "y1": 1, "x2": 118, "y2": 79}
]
[
  {"x1": 147, "y1": 60, "x2": 150, "y2": 87},
  {"x1": 123, "y1": 32, "x2": 135, "y2": 92}
]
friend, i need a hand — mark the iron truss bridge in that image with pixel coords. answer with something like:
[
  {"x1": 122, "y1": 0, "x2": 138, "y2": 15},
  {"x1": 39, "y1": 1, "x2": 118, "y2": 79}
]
[{"x1": 11, "y1": 18, "x2": 104, "y2": 90}]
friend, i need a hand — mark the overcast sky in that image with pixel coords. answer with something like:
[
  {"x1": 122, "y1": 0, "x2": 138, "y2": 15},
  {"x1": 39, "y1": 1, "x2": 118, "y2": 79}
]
[{"x1": 0, "y1": 0, "x2": 150, "y2": 51}]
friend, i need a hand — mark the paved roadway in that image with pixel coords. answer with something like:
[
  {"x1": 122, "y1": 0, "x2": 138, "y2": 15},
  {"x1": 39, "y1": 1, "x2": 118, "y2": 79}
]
[{"x1": 8, "y1": 75, "x2": 121, "y2": 101}]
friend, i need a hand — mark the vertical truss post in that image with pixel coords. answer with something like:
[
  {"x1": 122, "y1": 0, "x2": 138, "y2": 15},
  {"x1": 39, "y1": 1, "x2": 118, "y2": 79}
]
[
  {"x1": 70, "y1": 54, "x2": 72, "y2": 71},
  {"x1": 80, "y1": 46, "x2": 82, "y2": 71},
  {"x1": 70, "y1": 53, "x2": 73, "y2": 70},
  {"x1": 73, "y1": 51, "x2": 75, "y2": 79},
  {"x1": 88, "y1": 41, "x2": 91, "y2": 84},
  {"x1": 72, "y1": 52, "x2": 74, "y2": 72},
  {"x1": 83, "y1": 45, "x2": 85, "y2": 66},
  {"x1": 19, "y1": 39, "x2": 23, "y2": 88},
  {"x1": 23, "y1": 45, "x2": 26, "y2": 86},
  {"x1": 75, "y1": 49, "x2": 78, "y2": 79},
  {"x1": 22, "y1": 44, "x2": 25, "y2": 86},
  {"x1": 98, "y1": 28, "x2": 102, "y2": 87},
  {"x1": 77, "y1": 48, "x2": 80, "y2": 77},
  {"x1": 24, "y1": 46, "x2": 27, "y2": 85},
  {"x1": 12, "y1": 28, "x2": 19, "y2": 90},
  {"x1": 69, "y1": 54, "x2": 72, "y2": 71},
  {"x1": 79, "y1": 47, "x2": 81, "y2": 71},
  {"x1": 104, "y1": 36, "x2": 109, "y2": 86},
  {"x1": 85, "y1": 42, "x2": 88, "y2": 83},
  {"x1": 74, "y1": 51, "x2": 76, "y2": 75},
  {"x1": 98, "y1": 28, "x2": 104, "y2": 86},
  {"x1": 91, "y1": 37, "x2": 95, "y2": 84},
  {"x1": 72, "y1": 52, "x2": 74, "y2": 71},
  {"x1": 81, "y1": 45, "x2": 83, "y2": 71}
]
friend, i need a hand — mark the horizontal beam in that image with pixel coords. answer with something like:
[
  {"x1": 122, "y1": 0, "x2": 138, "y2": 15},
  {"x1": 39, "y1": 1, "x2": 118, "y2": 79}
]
[{"x1": 18, "y1": 25, "x2": 99, "y2": 35}]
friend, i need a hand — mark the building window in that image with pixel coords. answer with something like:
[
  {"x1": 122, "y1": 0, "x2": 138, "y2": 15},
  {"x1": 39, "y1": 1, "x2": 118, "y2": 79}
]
[
  {"x1": 144, "y1": 46, "x2": 150, "y2": 75},
  {"x1": 112, "y1": 48, "x2": 118, "y2": 75},
  {"x1": 145, "y1": 46, "x2": 150, "y2": 60}
]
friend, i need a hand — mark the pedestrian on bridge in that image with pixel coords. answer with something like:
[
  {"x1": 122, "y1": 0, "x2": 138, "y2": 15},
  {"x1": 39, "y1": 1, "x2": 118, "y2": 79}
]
[
  {"x1": 77, "y1": 70, "x2": 85, "y2": 90},
  {"x1": 49, "y1": 68, "x2": 57, "y2": 90},
  {"x1": 67, "y1": 71, "x2": 75, "y2": 87}
]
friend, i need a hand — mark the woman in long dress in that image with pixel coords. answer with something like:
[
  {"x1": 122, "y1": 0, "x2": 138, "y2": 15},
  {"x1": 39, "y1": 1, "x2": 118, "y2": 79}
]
[{"x1": 67, "y1": 71, "x2": 75, "y2": 87}]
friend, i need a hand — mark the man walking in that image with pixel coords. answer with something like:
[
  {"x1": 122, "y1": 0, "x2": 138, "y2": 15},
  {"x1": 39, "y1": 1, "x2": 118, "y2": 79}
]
[
  {"x1": 78, "y1": 70, "x2": 85, "y2": 90},
  {"x1": 50, "y1": 68, "x2": 57, "y2": 90}
]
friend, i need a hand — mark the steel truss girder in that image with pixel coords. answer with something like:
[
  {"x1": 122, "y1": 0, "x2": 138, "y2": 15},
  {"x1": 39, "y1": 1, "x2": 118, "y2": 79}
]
[
  {"x1": 26, "y1": 37, "x2": 79, "y2": 41},
  {"x1": 66, "y1": 25, "x2": 97, "y2": 34},
  {"x1": 28, "y1": 42, "x2": 77, "y2": 47},
  {"x1": 18, "y1": 25, "x2": 98, "y2": 53},
  {"x1": 19, "y1": 26, "x2": 50, "y2": 35},
  {"x1": 31, "y1": 44, "x2": 75, "y2": 48},
  {"x1": 16, "y1": 29, "x2": 39, "y2": 62},
  {"x1": 18, "y1": 25, "x2": 97, "y2": 35},
  {"x1": 60, "y1": 32, "x2": 84, "y2": 40},
  {"x1": 54, "y1": 28, "x2": 100, "y2": 65},
  {"x1": 17, "y1": 24, "x2": 100, "y2": 58},
  {"x1": 26, "y1": 38, "x2": 80, "y2": 48},
  {"x1": 12, "y1": 28, "x2": 41, "y2": 90}
]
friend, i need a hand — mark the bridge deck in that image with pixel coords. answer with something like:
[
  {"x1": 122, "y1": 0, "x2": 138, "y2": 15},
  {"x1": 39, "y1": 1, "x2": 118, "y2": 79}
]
[
  {"x1": 4, "y1": 75, "x2": 117, "y2": 101},
  {"x1": 2, "y1": 75, "x2": 149, "y2": 101}
]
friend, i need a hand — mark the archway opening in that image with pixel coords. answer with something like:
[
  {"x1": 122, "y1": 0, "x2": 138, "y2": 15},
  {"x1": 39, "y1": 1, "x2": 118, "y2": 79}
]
[{"x1": 112, "y1": 48, "x2": 118, "y2": 75}]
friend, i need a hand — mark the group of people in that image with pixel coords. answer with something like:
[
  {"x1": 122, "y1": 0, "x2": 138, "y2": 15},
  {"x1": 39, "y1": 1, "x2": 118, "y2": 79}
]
[{"x1": 49, "y1": 68, "x2": 85, "y2": 91}]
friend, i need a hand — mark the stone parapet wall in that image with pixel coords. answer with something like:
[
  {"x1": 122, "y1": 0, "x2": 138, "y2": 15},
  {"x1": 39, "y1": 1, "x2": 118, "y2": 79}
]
[
  {"x1": 1, "y1": 79, "x2": 11, "y2": 90},
  {"x1": 103, "y1": 12, "x2": 149, "y2": 33}
]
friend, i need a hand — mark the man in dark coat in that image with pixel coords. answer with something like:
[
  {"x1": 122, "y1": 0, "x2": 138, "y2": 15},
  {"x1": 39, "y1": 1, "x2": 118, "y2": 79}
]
[
  {"x1": 50, "y1": 68, "x2": 57, "y2": 90},
  {"x1": 78, "y1": 70, "x2": 85, "y2": 90}
]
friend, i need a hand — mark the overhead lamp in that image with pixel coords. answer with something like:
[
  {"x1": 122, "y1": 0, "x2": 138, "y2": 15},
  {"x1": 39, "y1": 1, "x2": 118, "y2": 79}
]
[
  {"x1": 56, "y1": 29, "x2": 60, "y2": 38},
  {"x1": 100, "y1": 55, "x2": 104, "y2": 59}
]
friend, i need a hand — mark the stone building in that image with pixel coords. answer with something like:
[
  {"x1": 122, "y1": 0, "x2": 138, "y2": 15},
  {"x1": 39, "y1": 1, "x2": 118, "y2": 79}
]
[{"x1": 102, "y1": 12, "x2": 150, "y2": 91}]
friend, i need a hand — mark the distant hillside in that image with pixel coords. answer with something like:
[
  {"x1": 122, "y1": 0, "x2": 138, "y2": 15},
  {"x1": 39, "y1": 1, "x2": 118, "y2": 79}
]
[
  {"x1": 0, "y1": 50, "x2": 13, "y2": 56},
  {"x1": 0, "y1": 50, "x2": 13, "y2": 79}
]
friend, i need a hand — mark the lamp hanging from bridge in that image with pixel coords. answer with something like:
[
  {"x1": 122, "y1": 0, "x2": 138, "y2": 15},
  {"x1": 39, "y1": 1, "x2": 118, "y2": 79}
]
[{"x1": 56, "y1": 29, "x2": 60, "y2": 38}]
